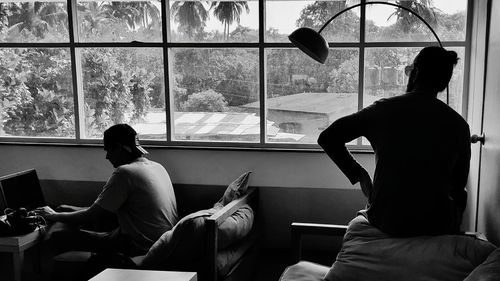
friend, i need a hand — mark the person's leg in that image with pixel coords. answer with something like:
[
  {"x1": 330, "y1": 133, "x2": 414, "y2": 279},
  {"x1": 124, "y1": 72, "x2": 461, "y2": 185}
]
[
  {"x1": 40, "y1": 222, "x2": 121, "y2": 281},
  {"x1": 46, "y1": 223, "x2": 121, "y2": 254}
]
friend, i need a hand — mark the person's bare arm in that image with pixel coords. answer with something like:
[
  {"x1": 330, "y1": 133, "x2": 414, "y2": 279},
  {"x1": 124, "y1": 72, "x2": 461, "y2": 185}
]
[
  {"x1": 318, "y1": 114, "x2": 368, "y2": 185},
  {"x1": 35, "y1": 203, "x2": 111, "y2": 226},
  {"x1": 54, "y1": 204, "x2": 86, "y2": 212},
  {"x1": 317, "y1": 103, "x2": 378, "y2": 200}
]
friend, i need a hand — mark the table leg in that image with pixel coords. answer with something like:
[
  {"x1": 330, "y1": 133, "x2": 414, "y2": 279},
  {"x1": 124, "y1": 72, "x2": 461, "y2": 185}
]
[{"x1": 12, "y1": 250, "x2": 24, "y2": 281}]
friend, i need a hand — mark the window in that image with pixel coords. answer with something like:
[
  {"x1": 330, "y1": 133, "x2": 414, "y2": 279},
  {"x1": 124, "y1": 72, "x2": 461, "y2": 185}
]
[{"x1": 0, "y1": 0, "x2": 470, "y2": 148}]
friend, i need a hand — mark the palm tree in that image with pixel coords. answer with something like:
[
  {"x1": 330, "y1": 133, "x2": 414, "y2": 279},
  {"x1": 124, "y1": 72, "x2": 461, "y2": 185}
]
[
  {"x1": 77, "y1": 2, "x2": 114, "y2": 34},
  {"x1": 296, "y1": 0, "x2": 347, "y2": 28},
  {"x1": 35, "y1": 2, "x2": 68, "y2": 30},
  {"x1": 390, "y1": 0, "x2": 439, "y2": 33},
  {"x1": 210, "y1": 1, "x2": 249, "y2": 40},
  {"x1": 0, "y1": 2, "x2": 68, "y2": 41},
  {"x1": 108, "y1": 2, "x2": 161, "y2": 30},
  {"x1": 170, "y1": 1, "x2": 208, "y2": 39}
]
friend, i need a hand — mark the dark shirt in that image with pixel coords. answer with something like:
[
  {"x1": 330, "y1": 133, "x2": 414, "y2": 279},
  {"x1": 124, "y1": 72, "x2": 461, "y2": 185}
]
[{"x1": 319, "y1": 93, "x2": 471, "y2": 236}]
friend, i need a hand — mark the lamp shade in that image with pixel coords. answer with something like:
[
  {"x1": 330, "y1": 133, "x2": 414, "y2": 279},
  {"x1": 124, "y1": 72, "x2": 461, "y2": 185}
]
[{"x1": 288, "y1": 27, "x2": 329, "y2": 64}]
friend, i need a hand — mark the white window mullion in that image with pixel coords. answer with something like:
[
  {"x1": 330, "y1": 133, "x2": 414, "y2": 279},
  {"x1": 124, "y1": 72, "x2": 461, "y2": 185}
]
[
  {"x1": 69, "y1": 0, "x2": 84, "y2": 141},
  {"x1": 357, "y1": 0, "x2": 367, "y2": 146},
  {"x1": 260, "y1": 0, "x2": 266, "y2": 144}
]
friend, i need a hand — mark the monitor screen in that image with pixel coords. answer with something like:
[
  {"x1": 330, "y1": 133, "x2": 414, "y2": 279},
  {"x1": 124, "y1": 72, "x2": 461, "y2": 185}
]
[{"x1": 0, "y1": 169, "x2": 45, "y2": 210}]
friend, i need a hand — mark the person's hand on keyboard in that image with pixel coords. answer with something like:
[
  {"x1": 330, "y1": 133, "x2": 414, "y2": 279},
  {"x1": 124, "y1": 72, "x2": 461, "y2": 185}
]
[{"x1": 34, "y1": 206, "x2": 57, "y2": 221}]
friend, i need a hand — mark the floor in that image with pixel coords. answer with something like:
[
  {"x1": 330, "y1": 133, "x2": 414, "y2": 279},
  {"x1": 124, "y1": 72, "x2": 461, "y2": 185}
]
[
  {"x1": 253, "y1": 249, "x2": 337, "y2": 281},
  {"x1": 0, "y1": 247, "x2": 338, "y2": 281}
]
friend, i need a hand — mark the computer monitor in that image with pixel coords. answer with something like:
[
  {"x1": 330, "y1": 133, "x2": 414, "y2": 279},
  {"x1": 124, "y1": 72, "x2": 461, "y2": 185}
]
[{"x1": 0, "y1": 169, "x2": 46, "y2": 211}]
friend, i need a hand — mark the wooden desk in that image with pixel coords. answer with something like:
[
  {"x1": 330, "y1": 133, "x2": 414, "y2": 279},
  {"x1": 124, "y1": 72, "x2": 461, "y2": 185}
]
[
  {"x1": 89, "y1": 268, "x2": 197, "y2": 281},
  {"x1": 0, "y1": 226, "x2": 45, "y2": 281}
]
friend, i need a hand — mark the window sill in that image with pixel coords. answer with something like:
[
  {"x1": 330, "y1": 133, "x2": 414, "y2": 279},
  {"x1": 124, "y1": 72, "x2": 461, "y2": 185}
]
[{"x1": 0, "y1": 140, "x2": 374, "y2": 154}]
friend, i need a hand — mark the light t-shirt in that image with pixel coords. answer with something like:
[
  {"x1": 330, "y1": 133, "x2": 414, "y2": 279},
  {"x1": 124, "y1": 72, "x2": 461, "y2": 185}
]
[{"x1": 94, "y1": 157, "x2": 178, "y2": 253}]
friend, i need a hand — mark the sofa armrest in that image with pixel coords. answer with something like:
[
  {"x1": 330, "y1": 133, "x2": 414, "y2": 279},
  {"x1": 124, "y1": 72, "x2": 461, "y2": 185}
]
[
  {"x1": 205, "y1": 187, "x2": 258, "y2": 281},
  {"x1": 291, "y1": 222, "x2": 347, "y2": 263},
  {"x1": 208, "y1": 187, "x2": 258, "y2": 225}
]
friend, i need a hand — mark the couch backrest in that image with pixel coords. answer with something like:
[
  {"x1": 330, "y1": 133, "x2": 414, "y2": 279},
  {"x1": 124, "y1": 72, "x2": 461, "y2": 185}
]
[{"x1": 173, "y1": 184, "x2": 226, "y2": 218}]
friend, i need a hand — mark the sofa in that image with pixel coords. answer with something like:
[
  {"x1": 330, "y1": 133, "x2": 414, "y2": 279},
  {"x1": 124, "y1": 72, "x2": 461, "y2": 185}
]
[
  {"x1": 280, "y1": 214, "x2": 500, "y2": 281},
  {"x1": 52, "y1": 172, "x2": 260, "y2": 281}
]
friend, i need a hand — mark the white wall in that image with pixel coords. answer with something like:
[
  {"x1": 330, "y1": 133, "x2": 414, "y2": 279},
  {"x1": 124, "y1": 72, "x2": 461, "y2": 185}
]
[
  {"x1": 0, "y1": 144, "x2": 373, "y2": 188},
  {"x1": 0, "y1": 144, "x2": 373, "y2": 248}
]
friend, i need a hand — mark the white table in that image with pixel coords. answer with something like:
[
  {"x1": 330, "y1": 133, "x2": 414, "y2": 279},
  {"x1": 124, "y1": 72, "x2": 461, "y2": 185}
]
[
  {"x1": 89, "y1": 268, "x2": 197, "y2": 281},
  {"x1": 0, "y1": 226, "x2": 45, "y2": 281}
]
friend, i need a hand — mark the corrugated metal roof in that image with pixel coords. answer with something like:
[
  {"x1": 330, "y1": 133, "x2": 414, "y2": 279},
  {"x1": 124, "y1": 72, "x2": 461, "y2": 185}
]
[
  {"x1": 244, "y1": 92, "x2": 382, "y2": 114},
  {"x1": 134, "y1": 111, "x2": 304, "y2": 140},
  {"x1": 174, "y1": 112, "x2": 279, "y2": 136}
]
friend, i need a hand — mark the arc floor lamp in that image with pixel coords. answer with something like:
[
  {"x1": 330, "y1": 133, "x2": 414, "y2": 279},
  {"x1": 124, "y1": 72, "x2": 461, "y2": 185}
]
[{"x1": 288, "y1": 1, "x2": 447, "y2": 101}]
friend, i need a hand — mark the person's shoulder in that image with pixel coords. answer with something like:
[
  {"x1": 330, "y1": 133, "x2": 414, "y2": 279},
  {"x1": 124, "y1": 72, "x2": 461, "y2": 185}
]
[
  {"x1": 115, "y1": 158, "x2": 148, "y2": 173},
  {"x1": 372, "y1": 95, "x2": 410, "y2": 106},
  {"x1": 434, "y1": 100, "x2": 470, "y2": 132},
  {"x1": 360, "y1": 96, "x2": 391, "y2": 110},
  {"x1": 435, "y1": 99, "x2": 466, "y2": 121},
  {"x1": 139, "y1": 158, "x2": 165, "y2": 169}
]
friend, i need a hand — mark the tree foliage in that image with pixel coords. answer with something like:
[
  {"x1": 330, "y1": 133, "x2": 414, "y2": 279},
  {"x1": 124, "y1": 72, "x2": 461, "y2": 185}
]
[
  {"x1": 0, "y1": 0, "x2": 467, "y2": 138},
  {"x1": 0, "y1": 48, "x2": 74, "y2": 136},
  {"x1": 391, "y1": 0, "x2": 439, "y2": 33},
  {"x1": 296, "y1": 1, "x2": 360, "y2": 41},
  {"x1": 171, "y1": 1, "x2": 208, "y2": 39},
  {"x1": 210, "y1": 2, "x2": 250, "y2": 40},
  {"x1": 329, "y1": 58, "x2": 358, "y2": 93},
  {"x1": 82, "y1": 48, "x2": 158, "y2": 137},
  {"x1": 181, "y1": 89, "x2": 228, "y2": 112}
]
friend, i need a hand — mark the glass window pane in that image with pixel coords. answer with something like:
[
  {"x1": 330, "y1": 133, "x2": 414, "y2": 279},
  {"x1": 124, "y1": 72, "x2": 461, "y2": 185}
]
[
  {"x1": 265, "y1": 48, "x2": 359, "y2": 143},
  {"x1": 170, "y1": 48, "x2": 259, "y2": 142},
  {"x1": 366, "y1": 0, "x2": 467, "y2": 42},
  {"x1": 363, "y1": 47, "x2": 464, "y2": 112},
  {"x1": 169, "y1": 1, "x2": 258, "y2": 43},
  {"x1": 0, "y1": 48, "x2": 74, "y2": 137},
  {"x1": 0, "y1": 2, "x2": 69, "y2": 42},
  {"x1": 80, "y1": 48, "x2": 165, "y2": 140},
  {"x1": 266, "y1": 0, "x2": 360, "y2": 43},
  {"x1": 77, "y1": 1, "x2": 162, "y2": 42},
  {"x1": 363, "y1": 47, "x2": 420, "y2": 107},
  {"x1": 438, "y1": 47, "x2": 465, "y2": 113}
]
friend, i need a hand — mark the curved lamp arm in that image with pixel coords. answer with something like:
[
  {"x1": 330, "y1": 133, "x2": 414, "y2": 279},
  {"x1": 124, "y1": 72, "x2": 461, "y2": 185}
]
[
  {"x1": 288, "y1": 1, "x2": 448, "y2": 103},
  {"x1": 318, "y1": 1, "x2": 442, "y2": 48}
]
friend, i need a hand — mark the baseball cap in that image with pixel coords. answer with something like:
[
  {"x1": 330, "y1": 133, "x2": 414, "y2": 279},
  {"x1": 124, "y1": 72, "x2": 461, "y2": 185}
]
[{"x1": 103, "y1": 124, "x2": 148, "y2": 155}]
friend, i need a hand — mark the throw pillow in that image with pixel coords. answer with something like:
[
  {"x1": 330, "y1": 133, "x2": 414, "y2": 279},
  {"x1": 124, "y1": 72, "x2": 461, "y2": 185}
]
[
  {"x1": 141, "y1": 208, "x2": 214, "y2": 269},
  {"x1": 140, "y1": 204, "x2": 254, "y2": 269},
  {"x1": 215, "y1": 171, "x2": 252, "y2": 207}
]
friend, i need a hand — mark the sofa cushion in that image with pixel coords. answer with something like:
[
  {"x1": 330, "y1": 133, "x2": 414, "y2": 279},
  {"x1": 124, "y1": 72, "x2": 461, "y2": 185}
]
[
  {"x1": 218, "y1": 204, "x2": 254, "y2": 249},
  {"x1": 141, "y1": 204, "x2": 254, "y2": 269},
  {"x1": 217, "y1": 235, "x2": 256, "y2": 277},
  {"x1": 464, "y1": 247, "x2": 500, "y2": 281},
  {"x1": 215, "y1": 171, "x2": 252, "y2": 207},
  {"x1": 280, "y1": 261, "x2": 329, "y2": 281},
  {"x1": 325, "y1": 215, "x2": 496, "y2": 281}
]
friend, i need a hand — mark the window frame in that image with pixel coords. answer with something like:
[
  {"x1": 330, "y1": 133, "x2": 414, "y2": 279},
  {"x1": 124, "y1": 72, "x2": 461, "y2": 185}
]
[{"x1": 0, "y1": 0, "x2": 473, "y2": 151}]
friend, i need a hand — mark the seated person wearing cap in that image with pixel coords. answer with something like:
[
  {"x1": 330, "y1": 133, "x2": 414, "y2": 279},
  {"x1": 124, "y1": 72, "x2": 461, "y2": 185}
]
[{"x1": 37, "y1": 123, "x2": 179, "y2": 257}]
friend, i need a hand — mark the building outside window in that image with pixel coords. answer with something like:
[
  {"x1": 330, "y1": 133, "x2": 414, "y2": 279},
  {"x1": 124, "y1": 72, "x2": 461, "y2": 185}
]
[{"x1": 0, "y1": 0, "x2": 470, "y2": 148}]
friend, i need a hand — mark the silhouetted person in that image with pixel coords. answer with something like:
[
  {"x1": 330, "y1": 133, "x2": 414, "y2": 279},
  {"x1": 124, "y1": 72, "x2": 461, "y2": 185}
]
[
  {"x1": 37, "y1": 124, "x2": 178, "y2": 256},
  {"x1": 318, "y1": 46, "x2": 469, "y2": 237}
]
